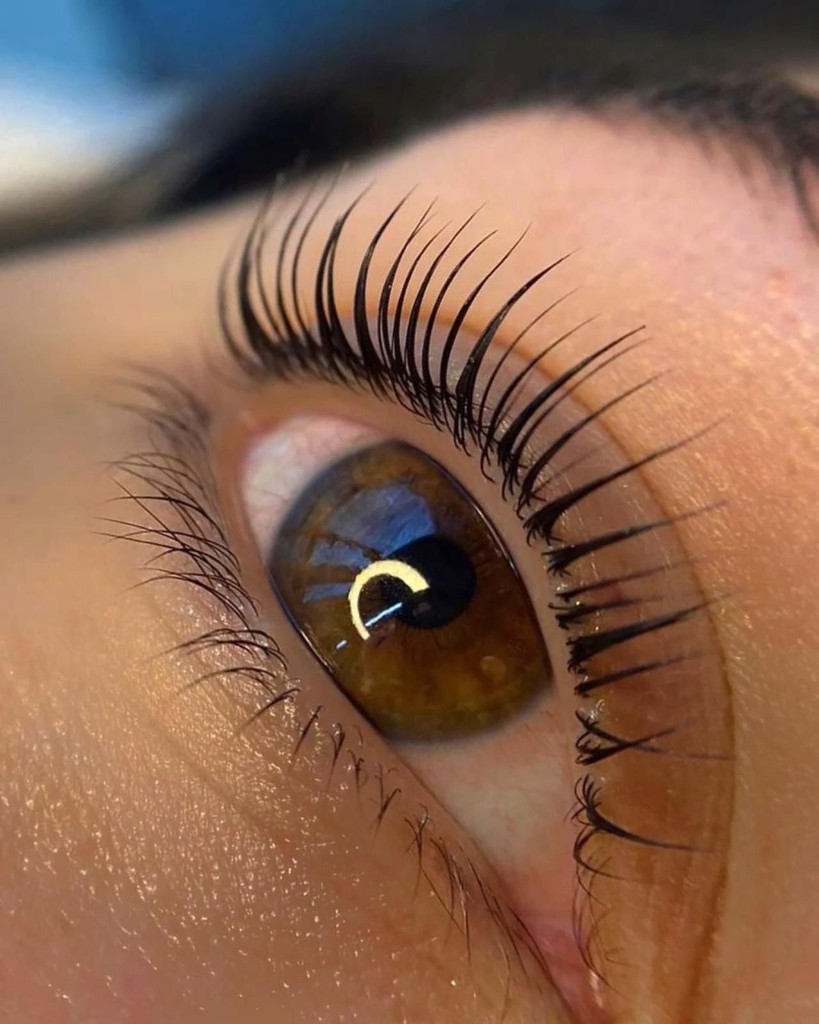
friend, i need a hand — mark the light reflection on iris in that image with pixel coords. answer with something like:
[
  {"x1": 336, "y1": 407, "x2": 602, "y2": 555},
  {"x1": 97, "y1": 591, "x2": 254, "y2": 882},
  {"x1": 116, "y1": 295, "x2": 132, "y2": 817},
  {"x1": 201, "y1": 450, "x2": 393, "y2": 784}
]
[{"x1": 269, "y1": 442, "x2": 552, "y2": 741}]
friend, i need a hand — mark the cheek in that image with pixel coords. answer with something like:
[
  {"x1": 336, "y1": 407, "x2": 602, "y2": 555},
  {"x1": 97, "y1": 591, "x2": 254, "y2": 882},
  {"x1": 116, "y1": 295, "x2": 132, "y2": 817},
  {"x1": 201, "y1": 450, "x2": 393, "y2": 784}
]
[
  {"x1": 1, "y1": 549, "x2": 568, "y2": 1023},
  {"x1": 0, "y1": 256, "x2": 573, "y2": 1022},
  {"x1": 0, "y1": 640, "x2": 405, "y2": 1021}
]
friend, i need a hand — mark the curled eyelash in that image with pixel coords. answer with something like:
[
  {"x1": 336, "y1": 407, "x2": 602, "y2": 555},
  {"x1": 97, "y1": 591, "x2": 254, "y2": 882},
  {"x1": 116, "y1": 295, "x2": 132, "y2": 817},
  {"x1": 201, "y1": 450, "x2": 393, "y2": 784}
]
[{"x1": 218, "y1": 184, "x2": 731, "y2": 983}]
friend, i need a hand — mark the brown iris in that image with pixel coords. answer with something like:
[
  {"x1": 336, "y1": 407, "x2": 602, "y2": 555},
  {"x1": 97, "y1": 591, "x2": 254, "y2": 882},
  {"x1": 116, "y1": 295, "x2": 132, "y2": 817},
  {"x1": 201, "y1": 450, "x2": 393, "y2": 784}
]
[{"x1": 269, "y1": 442, "x2": 552, "y2": 741}]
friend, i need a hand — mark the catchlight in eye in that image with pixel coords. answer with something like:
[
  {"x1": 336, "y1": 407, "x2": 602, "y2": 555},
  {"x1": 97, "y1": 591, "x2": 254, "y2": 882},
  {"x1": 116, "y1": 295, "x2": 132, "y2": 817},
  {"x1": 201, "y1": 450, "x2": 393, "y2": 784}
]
[{"x1": 268, "y1": 441, "x2": 552, "y2": 742}]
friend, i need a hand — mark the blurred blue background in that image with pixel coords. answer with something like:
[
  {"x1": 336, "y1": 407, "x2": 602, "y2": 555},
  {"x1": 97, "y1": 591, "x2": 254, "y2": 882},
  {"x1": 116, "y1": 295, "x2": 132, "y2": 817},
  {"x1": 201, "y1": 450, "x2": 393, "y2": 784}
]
[
  {"x1": 2, "y1": 0, "x2": 411, "y2": 203},
  {"x1": 2, "y1": 1, "x2": 607, "y2": 205},
  {"x1": 4, "y1": 2, "x2": 608, "y2": 86},
  {"x1": 3, "y1": 2, "x2": 617, "y2": 92},
  {"x1": 0, "y1": 0, "x2": 732, "y2": 214},
  {"x1": 2, "y1": 0, "x2": 455, "y2": 86},
  {"x1": 0, "y1": 1, "x2": 504, "y2": 201}
]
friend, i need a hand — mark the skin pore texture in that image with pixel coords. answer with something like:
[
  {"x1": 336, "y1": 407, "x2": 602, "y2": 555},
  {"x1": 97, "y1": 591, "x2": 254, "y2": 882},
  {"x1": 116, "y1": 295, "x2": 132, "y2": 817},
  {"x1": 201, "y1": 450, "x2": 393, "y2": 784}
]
[{"x1": 0, "y1": 106, "x2": 817, "y2": 1023}]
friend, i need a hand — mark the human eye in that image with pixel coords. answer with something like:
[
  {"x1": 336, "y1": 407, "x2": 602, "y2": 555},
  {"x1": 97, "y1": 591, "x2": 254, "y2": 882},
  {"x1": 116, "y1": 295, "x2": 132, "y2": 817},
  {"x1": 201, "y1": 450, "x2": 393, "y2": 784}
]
[{"x1": 159, "y1": 178, "x2": 733, "y2": 1022}]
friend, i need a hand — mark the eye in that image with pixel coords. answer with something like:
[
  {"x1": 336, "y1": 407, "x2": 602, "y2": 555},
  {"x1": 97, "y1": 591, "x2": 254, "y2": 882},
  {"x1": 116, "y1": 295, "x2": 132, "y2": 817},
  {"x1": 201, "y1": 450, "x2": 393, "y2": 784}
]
[
  {"x1": 220, "y1": 186, "x2": 735, "y2": 1021},
  {"x1": 268, "y1": 439, "x2": 551, "y2": 741}
]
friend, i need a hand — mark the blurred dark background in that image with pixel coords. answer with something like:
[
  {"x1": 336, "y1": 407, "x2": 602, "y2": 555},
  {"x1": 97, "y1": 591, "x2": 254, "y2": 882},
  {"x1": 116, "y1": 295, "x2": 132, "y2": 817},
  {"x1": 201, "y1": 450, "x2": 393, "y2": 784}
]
[
  {"x1": 5, "y1": 2, "x2": 817, "y2": 88},
  {"x1": 2, "y1": 1, "x2": 817, "y2": 247}
]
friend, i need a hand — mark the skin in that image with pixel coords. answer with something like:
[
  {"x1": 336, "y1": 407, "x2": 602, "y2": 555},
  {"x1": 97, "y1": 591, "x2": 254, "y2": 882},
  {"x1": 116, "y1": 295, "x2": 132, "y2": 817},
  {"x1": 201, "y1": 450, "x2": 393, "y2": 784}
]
[{"x1": 0, "y1": 105, "x2": 817, "y2": 1023}]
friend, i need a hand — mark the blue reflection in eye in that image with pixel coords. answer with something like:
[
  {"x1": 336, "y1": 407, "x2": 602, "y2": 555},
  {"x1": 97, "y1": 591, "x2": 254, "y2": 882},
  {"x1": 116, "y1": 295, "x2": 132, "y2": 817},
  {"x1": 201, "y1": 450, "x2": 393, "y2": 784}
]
[
  {"x1": 326, "y1": 480, "x2": 435, "y2": 556},
  {"x1": 304, "y1": 582, "x2": 351, "y2": 603},
  {"x1": 308, "y1": 538, "x2": 370, "y2": 570}
]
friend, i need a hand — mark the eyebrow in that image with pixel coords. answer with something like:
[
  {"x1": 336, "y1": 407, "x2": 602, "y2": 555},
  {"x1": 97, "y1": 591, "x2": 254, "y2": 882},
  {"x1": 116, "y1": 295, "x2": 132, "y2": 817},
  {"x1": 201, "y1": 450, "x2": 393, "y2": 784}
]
[
  {"x1": 3, "y1": 10, "x2": 817, "y2": 254},
  {"x1": 610, "y1": 74, "x2": 819, "y2": 231},
  {"x1": 157, "y1": 15, "x2": 819, "y2": 234}
]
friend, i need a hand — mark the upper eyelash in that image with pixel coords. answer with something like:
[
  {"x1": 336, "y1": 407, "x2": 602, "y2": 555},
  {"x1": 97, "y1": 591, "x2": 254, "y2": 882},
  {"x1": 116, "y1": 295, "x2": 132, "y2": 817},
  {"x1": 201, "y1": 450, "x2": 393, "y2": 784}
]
[
  {"x1": 217, "y1": 182, "x2": 728, "y2": 983},
  {"x1": 218, "y1": 184, "x2": 712, "y2": 688},
  {"x1": 99, "y1": 180, "x2": 730, "y2": 1003},
  {"x1": 218, "y1": 185, "x2": 707, "y2": 557}
]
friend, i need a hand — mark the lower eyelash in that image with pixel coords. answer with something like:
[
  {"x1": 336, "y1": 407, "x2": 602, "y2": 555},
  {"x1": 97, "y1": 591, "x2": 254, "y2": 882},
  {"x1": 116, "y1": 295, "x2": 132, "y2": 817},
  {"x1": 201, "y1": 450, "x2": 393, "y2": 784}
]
[{"x1": 102, "y1": 370, "x2": 562, "y2": 1007}]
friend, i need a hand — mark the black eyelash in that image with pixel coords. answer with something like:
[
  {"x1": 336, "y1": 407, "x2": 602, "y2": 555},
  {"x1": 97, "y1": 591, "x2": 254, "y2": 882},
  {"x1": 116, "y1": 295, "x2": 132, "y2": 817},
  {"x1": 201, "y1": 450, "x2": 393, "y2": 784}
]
[
  {"x1": 218, "y1": 189, "x2": 712, "y2": 576},
  {"x1": 103, "y1": 182, "x2": 729, "y2": 1002},
  {"x1": 214, "y1": 185, "x2": 731, "y2": 987}
]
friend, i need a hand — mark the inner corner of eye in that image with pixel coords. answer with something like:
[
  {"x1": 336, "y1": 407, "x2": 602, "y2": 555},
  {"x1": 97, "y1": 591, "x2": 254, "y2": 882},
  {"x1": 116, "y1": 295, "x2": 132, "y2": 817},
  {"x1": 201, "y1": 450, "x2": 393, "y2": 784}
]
[{"x1": 242, "y1": 414, "x2": 553, "y2": 745}]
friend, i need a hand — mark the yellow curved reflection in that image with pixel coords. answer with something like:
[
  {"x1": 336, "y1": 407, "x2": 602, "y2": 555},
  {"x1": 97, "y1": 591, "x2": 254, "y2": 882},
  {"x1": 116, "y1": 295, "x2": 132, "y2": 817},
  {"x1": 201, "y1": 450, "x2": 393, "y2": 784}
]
[{"x1": 348, "y1": 559, "x2": 430, "y2": 639}]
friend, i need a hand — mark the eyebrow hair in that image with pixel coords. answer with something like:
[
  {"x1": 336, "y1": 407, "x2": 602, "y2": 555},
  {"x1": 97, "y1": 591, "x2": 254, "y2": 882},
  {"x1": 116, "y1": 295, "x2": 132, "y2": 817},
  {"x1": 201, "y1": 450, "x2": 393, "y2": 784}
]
[
  {"x1": 2, "y1": 7, "x2": 817, "y2": 253},
  {"x1": 601, "y1": 74, "x2": 819, "y2": 231},
  {"x1": 144, "y1": 3, "x2": 817, "y2": 236},
  {"x1": 168, "y1": 66, "x2": 819, "y2": 231}
]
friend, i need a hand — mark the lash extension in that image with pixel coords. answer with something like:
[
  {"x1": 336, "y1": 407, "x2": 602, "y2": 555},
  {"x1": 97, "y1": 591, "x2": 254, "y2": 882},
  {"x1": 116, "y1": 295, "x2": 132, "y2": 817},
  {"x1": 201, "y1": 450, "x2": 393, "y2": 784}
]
[{"x1": 217, "y1": 182, "x2": 734, "y2": 991}]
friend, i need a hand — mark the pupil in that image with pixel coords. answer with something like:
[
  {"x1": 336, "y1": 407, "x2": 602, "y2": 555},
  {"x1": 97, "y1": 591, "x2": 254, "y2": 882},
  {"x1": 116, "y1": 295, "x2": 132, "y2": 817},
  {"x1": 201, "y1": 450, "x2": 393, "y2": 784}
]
[{"x1": 378, "y1": 534, "x2": 477, "y2": 630}]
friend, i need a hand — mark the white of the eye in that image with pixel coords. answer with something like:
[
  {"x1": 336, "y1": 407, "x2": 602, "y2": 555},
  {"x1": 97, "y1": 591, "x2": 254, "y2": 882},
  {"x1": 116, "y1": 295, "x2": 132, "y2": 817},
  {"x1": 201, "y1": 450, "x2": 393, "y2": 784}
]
[
  {"x1": 242, "y1": 414, "x2": 382, "y2": 553},
  {"x1": 347, "y1": 560, "x2": 430, "y2": 640}
]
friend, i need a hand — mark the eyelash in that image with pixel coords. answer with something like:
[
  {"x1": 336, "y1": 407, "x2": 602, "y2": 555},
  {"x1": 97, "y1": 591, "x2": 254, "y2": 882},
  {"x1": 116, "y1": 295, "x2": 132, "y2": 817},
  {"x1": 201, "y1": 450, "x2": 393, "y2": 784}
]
[
  {"x1": 104, "y1": 371, "x2": 561, "y2": 1003},
  {"x1": 107, "y1": 181, "x2": 719, "y2": 991}
]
